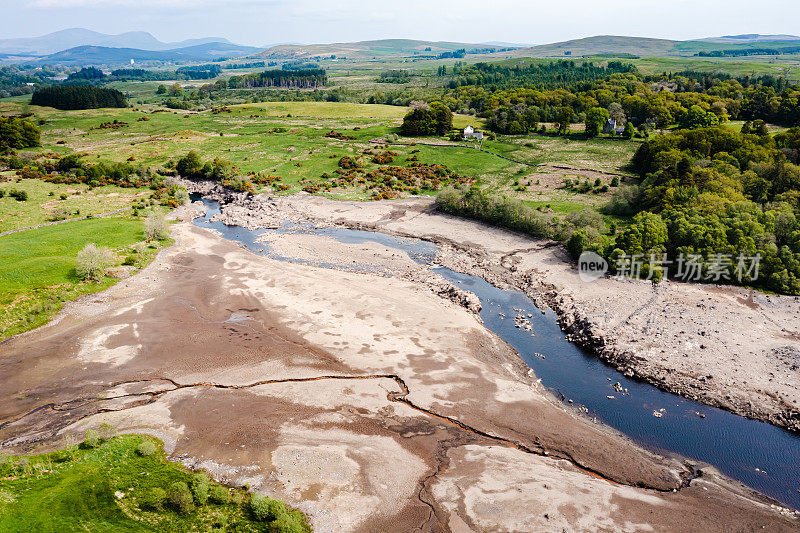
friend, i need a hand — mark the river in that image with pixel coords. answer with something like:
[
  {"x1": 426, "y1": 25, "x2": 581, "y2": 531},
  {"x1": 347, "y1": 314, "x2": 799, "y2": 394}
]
[{"x1": 191, "y1": 195, "x2": 800, "y2": 510}]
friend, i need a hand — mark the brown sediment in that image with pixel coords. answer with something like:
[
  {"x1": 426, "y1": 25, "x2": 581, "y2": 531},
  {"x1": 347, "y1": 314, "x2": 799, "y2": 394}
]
[
  {"x1": 0, "y1": 206, "x2": 798, "y2": 532},
  {"x1": 202, "y1": 188, "x2": 800, "y2": 435}
]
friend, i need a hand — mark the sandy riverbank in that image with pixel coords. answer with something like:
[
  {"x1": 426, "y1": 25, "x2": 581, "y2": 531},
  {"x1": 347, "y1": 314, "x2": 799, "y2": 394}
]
[
  {"x1": 1, "y1": 202, "x2": 797, "y2": 530},
  {"x1": 198, "y1": 187, "x2": 800, "y2": 434}
]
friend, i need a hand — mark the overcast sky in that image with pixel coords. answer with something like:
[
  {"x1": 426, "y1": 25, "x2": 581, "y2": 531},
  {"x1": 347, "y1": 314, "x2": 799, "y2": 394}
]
[{"x1": 0, "y1": 0, "x2": 798, "y2": 47}]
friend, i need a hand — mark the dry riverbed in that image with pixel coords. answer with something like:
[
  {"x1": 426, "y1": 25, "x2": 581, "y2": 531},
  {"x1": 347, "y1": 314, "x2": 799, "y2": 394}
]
[
  {"x1": 204, "y1": 188, "x2": 800, "y2": 434},
  {"x1": 0, "y1": 198, "x2": 798, "y2": 531}
]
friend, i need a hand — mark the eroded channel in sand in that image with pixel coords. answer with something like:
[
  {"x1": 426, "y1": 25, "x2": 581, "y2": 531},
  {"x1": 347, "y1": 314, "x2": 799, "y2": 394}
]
[{"x1": 192, "y1": 195, "x2": 800, "y2": 510}]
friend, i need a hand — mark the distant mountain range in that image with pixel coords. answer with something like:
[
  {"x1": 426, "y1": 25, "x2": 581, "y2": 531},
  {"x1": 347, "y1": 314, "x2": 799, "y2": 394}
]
[
  {"x1": 39, "y1": 42, "x2": 262, "y2": 65},
  {"x1": 4, "y1": 29, "x2": 800, "y2": 67},
  {"x1": 0, "y1": 28, "x2": 235, "y2": 55}
]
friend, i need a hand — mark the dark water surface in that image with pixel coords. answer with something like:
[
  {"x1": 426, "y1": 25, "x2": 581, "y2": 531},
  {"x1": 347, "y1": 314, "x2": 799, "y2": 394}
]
[{"x1": 192, "y1": 196, "x2": 800, "y2": 509}]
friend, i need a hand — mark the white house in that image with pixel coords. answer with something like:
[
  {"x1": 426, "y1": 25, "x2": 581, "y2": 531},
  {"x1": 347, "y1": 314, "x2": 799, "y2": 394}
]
[{"x1": 463, "y1": 125, "x2": 483, "y2": 140}]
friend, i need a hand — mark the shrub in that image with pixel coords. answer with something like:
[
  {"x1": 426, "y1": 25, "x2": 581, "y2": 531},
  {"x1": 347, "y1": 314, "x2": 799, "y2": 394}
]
[
  {"x1": 610, "y1": 176, "x2": 620, "y2": 187},
  {"x1": 8, "y1": 189, "x2": 28, "y2": 201},
  {"x1": 249, "y1": 493, "x2": 286, "y2": 522},
  {"x1": 272, "y1": 510, "x2": 310, "y2": 533},
  {"x1": 137, "y1": 439, "x2": 157, "y2": 457},
  {"x1": 337, "y1": 156, "x2": 360, "y2": 170},
  {"x1": 371, "y1": 151, "x2": 395, "y2": 164},
  {"x1": 82, "y1": 429, "x2": 101, "y2": 449},
  {"x1": 208, "y1": 485, "x2": 230, "y2": 505},
  {"x1": 97, "y1": 422, "x2": 116, "y2": 441},
  {"x1": 59, "y1": 193, "x2": 69, "y2": 200},
  {"x1": 168, "y1": 481, "x2": 193, "y2": 514},
  {"x1": 435, "y1": 186, "x2": 551, "y2": 239},
  {"x1": 603, "y1": 185, "x2": 641, "y2": 217},
  {"x1": 220, "y1": 175, "x2": 253, "y2": 193},
  {"x1": 566, "y1": 209, "x2": 604, "y2": 233},
  {"x1": 173, "y1": 187, "x2": 189, "y2": 205},
  {"x1": 49, "y1": 208, "x2": 71, "y2": 221},
  {"x1": 567, "y1": 230, "x2": 589, "y2": 258},
  {"x1": 75, "y1": 243, "x2": 114, "y2": 282},
  {"x1": 140, "y1": 487, "x2": 166, "y2": 511},
  {"x1": 144, "y1": 212, "x2": 169, "y2": 241},
  {"x1": 191, "y1": 473, "x2": 210, "y2": 505},
  {"x1": 122, "y1": 255, "x2": 136, "y2": 266}
]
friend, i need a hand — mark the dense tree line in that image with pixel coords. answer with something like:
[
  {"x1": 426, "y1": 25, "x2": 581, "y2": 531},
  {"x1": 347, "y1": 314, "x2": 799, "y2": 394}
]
[
  {"x1": 222, "y1": 61, "x2": 265, "y2": 69},
  {"x1": 31, "y1": 85, "x2": 127, "y2": 110},
  {"x1": 446, "y1": 60, "x2": 636, "y2": 90},
  {"x1": 0, "y1": 117, "x2": 40, "y2": 153},
  {"x1": 66, "y1": 67, "x2": 104, "y2": 81},
  {"x1": 438, "y1": 49, "x2": 466, "y2": 59},
  {"x1": 227, "y1": 69, "x2": 327, "y2": 89},
  {"x1": 442, "y1": 69, "x2": 800, "y2": 134},
  {"x1": 645, "y1": 70, "x2": 794, "y2": 94},
  {"x1": 109, "y1": 69, "x2": 177, "y2": 81},
  {"x1": 378, "y1": 70, "x2": 412, "y2": 83},
  {"x1": 281, "y1": 61, "x2": 322, "y2": 70},
  {"x1": 175, "y1": 64, "x2": 222, "y2": 79},
  {"x1": 697, "y1": 47, "x2": 800, "y2": 57},
  {"x1": 592, "y1": 126, "x2": 800, "y2": 294}
]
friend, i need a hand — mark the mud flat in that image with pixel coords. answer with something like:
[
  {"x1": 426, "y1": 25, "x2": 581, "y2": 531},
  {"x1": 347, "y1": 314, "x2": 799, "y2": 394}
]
[
  {"x1": 202, "y1": 189, "x2": 800, "y2": 435},
  {"x1": 0, "y1": 202, "x2": 798, "y2": 531}
]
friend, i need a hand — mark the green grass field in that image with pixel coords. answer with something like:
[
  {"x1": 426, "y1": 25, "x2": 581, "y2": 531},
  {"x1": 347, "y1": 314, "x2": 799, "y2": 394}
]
[
  {"x1": 0, "y1": 433, "x2": 308, "y2": 532},
  {"x1": 630, "y1": 55, "x2": 800, "y2": 80},
  {"x1": 0, "y1": 99, "x2": 630, "y2": 200},
  {"x1": 0, "y1": 177, "x2": 149, "y2": 233},
  {"x1": 0, "y1": 215, "x2": 163, "y2": 338},
  {"x1": 0, "y1": 98, "x2": 639, "y2": 338}
]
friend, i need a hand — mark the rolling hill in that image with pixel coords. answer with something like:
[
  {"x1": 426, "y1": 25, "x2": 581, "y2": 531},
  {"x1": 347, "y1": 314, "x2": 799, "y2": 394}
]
[
  {"x1": 504, "y1": 35, "x2": 678, "y2": 58},
  {"x1": 500, "y1": 35, "x2": 800, "y2": 59},
  {"x1": 250, "y1": 39, "x2": 515, "y2": 59}
]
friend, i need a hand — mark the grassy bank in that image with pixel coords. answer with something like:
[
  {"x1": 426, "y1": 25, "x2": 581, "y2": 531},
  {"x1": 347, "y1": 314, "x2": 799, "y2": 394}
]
[
  {"x1": 0, "y1": 433, "x2": 309, "y2": 532},
  {"x1": 0, "y1": 177, "x2": 148, "y2": 233},
  {"x1": 0, "y1": 215, "x2": 166, "y2": 339}
]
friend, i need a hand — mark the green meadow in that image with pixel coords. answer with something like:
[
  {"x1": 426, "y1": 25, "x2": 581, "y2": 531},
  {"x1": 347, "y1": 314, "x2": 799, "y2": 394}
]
[
  {"x1": 0, "y1": 215, "x2": 163, "y2": 338},
  {"x1": 0, "y1": 434, "x2": 308, "y2": 532},
  {"x1": 0, "y1": 97, "x2": 636, "y2": 339}
]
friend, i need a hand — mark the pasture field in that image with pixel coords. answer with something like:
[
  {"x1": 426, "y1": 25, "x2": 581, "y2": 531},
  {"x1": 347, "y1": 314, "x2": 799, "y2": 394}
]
[
  {"x1": 1, "y1": 99, "x2": 634, "y2": 203},
  {"x1": 0, "y1": 434, "x2": 307, "y2": 532},
  {"x1": 0, "y1": 177, "x2": 149, "y2": 233},
  {"x1": 0, "y1": 98, "x2": 638, "y2": 337},
  {"x1": 630, "y1": 55, "x2": 800, "y2": 80},
  {"x1": 0, "y1": 214, "x2": 167, "y2": 339}
]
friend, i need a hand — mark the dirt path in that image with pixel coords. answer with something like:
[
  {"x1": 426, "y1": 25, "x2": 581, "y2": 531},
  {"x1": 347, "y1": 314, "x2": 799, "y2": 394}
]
[{"x1": 0, "y1": 211, "x2": 797, "y2": 531}]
